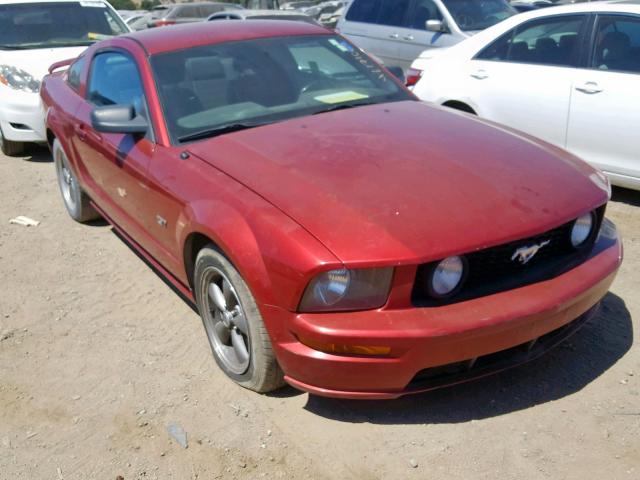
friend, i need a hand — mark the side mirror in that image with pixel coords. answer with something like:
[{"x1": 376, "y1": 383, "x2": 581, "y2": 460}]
[
  {"x1": 426, "y1": 19, "x2": 448, "y2": 33},
  {"x1": 387, "y1": 66, "x2": 406, "y2": 84},
  {"x1": 91, "y1": 105, "x2": 148, "y2": 135}
]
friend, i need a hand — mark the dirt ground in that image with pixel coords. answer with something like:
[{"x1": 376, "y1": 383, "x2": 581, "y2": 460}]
[{"x1": 0, "y1": 146, "x2": 638, "y2": 480}]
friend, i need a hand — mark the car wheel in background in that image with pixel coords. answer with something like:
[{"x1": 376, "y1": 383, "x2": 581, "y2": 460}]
[
  {"x1": 194, "y1": 245, "x2": 285, "y2": 393},
  {"x1": 0, "y1": 127, "x2": 25, "y2": 157},
  {"x1": 53, "y1": 139, "x2": 100, "y2": 223}
]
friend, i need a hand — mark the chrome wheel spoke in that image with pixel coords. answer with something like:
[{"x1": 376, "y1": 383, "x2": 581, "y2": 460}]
[
  {"x1": 232, "y1": 309, "x2": 249, "y2": 336},
  {"x1": 214, "y1": 319, "x2": 231, "y2": 345},
  {"x1": 208, "y1": 283, "x2": 227, "y2": 312},
  {"x1": 230, "y1": 329, "x2": 249, "y2": 365},
  {"x1": 222, "y1": 279, "x2": 236, "y2": 309}
]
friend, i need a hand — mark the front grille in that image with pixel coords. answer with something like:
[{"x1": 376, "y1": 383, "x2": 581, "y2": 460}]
[{"x1": 412, "y1": 206, "x2": 605, "y2": 306}]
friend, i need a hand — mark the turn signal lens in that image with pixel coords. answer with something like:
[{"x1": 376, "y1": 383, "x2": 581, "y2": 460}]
[
  {"x1": 405, "y1": 68, "x2": 423, "y2": 87},
  {"x1": 298, "y1": 336, "x2": 391, "y2": 356}
]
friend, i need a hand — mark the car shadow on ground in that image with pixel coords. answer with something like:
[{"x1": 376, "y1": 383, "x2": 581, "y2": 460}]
[
  {"x1": 302, "y1": 292, "x2": 633, "y2": 424},
  {"x1": 20, "y1": 144, "x2": 52, "y2": 163},
  {"x1": 612, "y1": 187, "x2": 640, "y2": 207}
]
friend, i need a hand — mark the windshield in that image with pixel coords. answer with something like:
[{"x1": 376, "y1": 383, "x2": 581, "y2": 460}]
[
  {"x1": 0, "y1": 1, "x2": 128, "y2": 50},
  {"x1": 442, "y1": 0, "x2": 515, "y2": 32},
  {"x1": 151, "y1": 35, "x2": 411, "y2": 144}
]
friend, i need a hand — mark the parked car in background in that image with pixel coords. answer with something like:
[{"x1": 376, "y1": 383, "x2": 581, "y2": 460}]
[
  {"x1": 304, "y1": 0, "x2": 349, "y2": 25},
  {"x1": 510, "y1": 0, "x2": 553, "y2": 13},
  {"x1": 337, "y1": 0, "x2": 516, "y2": 70},
  {"x1": 146, "y1": 2, "x2": 243, "y2": 28},
  {"x1": 412, "y1": 2, "x2": 640, "y2": 190},
  {"x1": 280, "y1": 1, "x2": 318, "y2": 10},
  {"x1": 124, "y1": 11, "x2": 149, "y2": 27},
  {"x1": 41, "y1": 21, "x2": 621, "y2": 399},
  {"x1": 0, "y1": 0, "x2": 128, "y2": 156},
  {"x1": 208, "y1": 9, "x2": 319, "y2": 23}
]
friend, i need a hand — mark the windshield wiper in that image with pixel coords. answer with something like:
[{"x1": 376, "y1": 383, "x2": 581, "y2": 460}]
[
  {"x1": 312, "y1": 101, "x2": 377, "y2": 116},
  {"x1": 177, "y1": 122, "x2": 267, "y2": 143}
]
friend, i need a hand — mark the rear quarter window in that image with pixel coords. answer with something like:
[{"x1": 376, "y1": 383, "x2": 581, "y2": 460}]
[{"x1": 67, "y1": 56, "x2": 85, "y2": 92}]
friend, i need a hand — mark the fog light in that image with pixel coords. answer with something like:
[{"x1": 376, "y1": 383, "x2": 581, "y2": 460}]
[
  {"x1": 571, "y1": 212, "x2": 594, "y2": 247},
  {"x1": 429, "y1": 256, "x2": 466, "y2": 297}
]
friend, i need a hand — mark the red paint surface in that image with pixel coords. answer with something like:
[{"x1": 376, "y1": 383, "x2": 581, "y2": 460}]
[{"x1": 41, "y1": 22, "x2": 622, "y2": 398}]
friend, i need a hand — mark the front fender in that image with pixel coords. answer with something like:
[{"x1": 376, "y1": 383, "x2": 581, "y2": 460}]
[{"x1": 179, "y1": 196, "x2": 339, "y2": 313}]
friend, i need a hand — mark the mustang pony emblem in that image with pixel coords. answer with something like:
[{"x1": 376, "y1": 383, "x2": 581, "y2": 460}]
[{"x1": 511, "y1": 240, "x2": 551, "y2": 265}]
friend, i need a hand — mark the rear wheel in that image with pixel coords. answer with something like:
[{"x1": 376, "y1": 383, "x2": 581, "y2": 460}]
[
  {"x1": 53, "y1": 139, "x2": 99, "y2": 223},
  {"x1": 194, "y1": 246, "x2": 285, "y2": 393},
  {"x1": 0, "y1": 127, "x2": 25, "y2": 156}
]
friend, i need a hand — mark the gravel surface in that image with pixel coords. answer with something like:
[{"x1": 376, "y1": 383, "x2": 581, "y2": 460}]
[{"x1": 1, "y1": 147, "x2": 638, "y2": 479}]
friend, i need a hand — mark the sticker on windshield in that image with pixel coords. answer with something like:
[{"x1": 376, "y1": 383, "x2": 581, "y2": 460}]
[
  {"x1": 314, "y1": 91, "x2": 369, "y2": 104},
  {"x1": 80, "y1": 1, "x2": 106, "y2": 7},
  {"x1": 329, "y1": 38, "x2": 353, "y2": 53}
]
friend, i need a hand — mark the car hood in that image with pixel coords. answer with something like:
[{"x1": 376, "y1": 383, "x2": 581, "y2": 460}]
[
  {"x1": 188, "y1": 101, "x2": 608, "y2": 265},
  {"x1": 0, "y1": 46, "x2": 86, "y2": 80}
]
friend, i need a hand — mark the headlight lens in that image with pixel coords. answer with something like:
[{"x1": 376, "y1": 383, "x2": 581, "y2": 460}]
[
  {"x1": 299, "y1": 267, "x2": 394, "y2": 312},
  {"x1": 429, "y1": 256, "x2": 466, "y2": 297},
  {"x1": 0, "y1": 65, "x2": 41, "y2": 93},
  {"x1": 571, "y1": 212, "x2": 595, "y2": 247}
]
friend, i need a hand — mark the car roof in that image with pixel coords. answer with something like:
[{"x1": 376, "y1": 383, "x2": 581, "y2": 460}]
[
  {"x1": 512, "y1": 0, "x2": 640, "y2": 16},
  {"x1": 212, "y1": 9, "x2": 312, "y2": 16},
  {"x1": 126, "y1": 19, "x2": 330, "y2": 55}
]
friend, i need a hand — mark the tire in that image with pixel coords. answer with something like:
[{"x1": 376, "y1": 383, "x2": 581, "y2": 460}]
[
  {"x1": 0, "y1": 127, "x2": 25, "y2": 157},
  {"x1": 53, "y1": 139, "x2": 100, "y2": 223},
  {"x1": 194, "y1": 245, "x2": 285, "y2": 393}
]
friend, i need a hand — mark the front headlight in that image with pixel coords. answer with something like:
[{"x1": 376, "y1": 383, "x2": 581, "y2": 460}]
[
  {"x1": 299, "y1": 267, "x2": 394, "y2": 312},
  {"x1": 0, "y1": 65, "x2": 41, "y2": 93}
]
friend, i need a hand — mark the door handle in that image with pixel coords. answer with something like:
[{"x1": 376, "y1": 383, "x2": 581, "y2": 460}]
[
  {"x1": 403, "y1": 34, "x2": 415, "y2": 41},
  {"x1": 470, "y1": 69, "x2": 489, "y2": 80},
  {"x1": 575, "y1": 82, "x2": 603, "y2": 94},
  {"x1": 389, "y1": 33, "x2": 399, "y2": 39}
]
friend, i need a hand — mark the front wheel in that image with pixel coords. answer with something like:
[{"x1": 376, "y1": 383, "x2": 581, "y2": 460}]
[
  {"x1": 194, "y1": 246, "x2": 285, "y2": 393},
  {"x1": 0, "y1": 127, "x2": 25, "y2": 157},
  {"x1": 53, "y1": 139, "x2": 100, "y2": 223}
]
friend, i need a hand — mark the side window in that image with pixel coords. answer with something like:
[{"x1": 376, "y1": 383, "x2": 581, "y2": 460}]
[
  {"x1": 87, "y1": 52, "x2": 145, "y2": 115},
  {"x1": 67, "y1": 56, "x2": 85, "y2": 92},
  {"x1": 592, "y1": 15, "x2": 640, "y2": 73},
  {"x1": 176, "y1": 5, "x2": 199, "y2": 18},
  {"x1": 345, "y1": 0, "x2": 382, "y2": 24},
  {"x1": 476, "y1": 15, "x2": 586, "y2": 67},
  {"x1": 378, "y1": 0, "x2": 411, "y2": 27},
  {"x1": 407, "y1": 0, "x2": 443, "y2": 30}
]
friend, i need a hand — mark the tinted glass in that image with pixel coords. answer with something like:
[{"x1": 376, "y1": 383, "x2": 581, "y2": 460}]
[
  {"x1": 441, "y1": 0, "x2": 515, "y2": 31},
  {"x1": 151, "y1": 35, "x2": 411, "y2": 143},
  {"x1": 0, "y1": 1, "x2": 128, "y2": 50},
  {"x1": 345, "y1": 0, "x2": 381, "y2": 23},
  {"x1": 176, "y1": 5, "x2": 201, "y2": 18},
  {"x1": 476, "y1": 15, "x2": 585, "y2": 67},
  {"x1": 88, "y1": 52, "x2": 145, "y2": 112},
  {"x1": 592, "y1": 15, "x2": 640, "y2": 73},
  {"x1": 67, "y1": 56, "x2": 85, "y2": 91},
  {"x1": 378, "y1": 0, "x2": 411, "y2": 27},
  {"x1": 407, "y1": 0, "x2": 443, "y2": 29}
]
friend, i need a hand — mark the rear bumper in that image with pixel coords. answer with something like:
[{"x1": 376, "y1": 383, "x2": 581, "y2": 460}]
[
  {"x1": 0, "y1": 86, "x2": 46, "y2": 143},
  {"x1": 266, "y1": 221, "x2": 622, "y2": 399}
]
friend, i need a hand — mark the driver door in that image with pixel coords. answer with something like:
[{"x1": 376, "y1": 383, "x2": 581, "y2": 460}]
[{"x1": 75, "y1": 50, "x2": 154, "y2": 244}]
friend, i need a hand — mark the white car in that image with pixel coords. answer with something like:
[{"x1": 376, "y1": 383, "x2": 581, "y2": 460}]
[
  {"x1": 0, "y1": 0, "x2": 128, "y2": 156},
  {"x1": 411, "y1": 1, "x2": 640, "y2": 190}
]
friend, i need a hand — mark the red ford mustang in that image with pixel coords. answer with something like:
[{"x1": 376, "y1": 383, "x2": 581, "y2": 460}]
[{"x1": 41, "y1": 21, "x2": 622, "y2": 399}]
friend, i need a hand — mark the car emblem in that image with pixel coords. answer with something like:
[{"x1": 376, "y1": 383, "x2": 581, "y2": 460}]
[{"x1": 511, "y1": 240, "x2": 551, "y2": 265}]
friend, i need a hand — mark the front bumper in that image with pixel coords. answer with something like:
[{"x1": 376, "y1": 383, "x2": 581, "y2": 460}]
[
  {"x1": 265, "y1": 221, "x2": 622, "y2": 399},
  {"x1": 0, "y1": 86, "x2": 46, "y2": 143}
]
